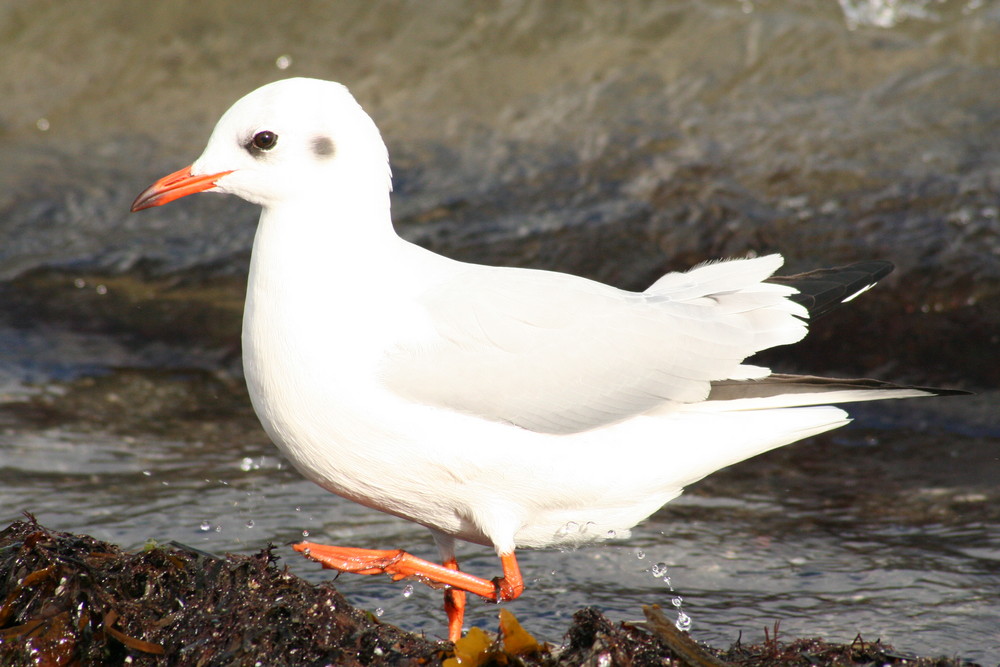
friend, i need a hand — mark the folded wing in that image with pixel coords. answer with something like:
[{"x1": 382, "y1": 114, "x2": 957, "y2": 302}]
[{"x1": 383, "y1": 254, "x2": 810, "y2": 434}]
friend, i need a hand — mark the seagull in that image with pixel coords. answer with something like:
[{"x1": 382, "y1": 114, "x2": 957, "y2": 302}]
[{"x1": 132, "y1": 77, "x2": 946, "y2": 642}]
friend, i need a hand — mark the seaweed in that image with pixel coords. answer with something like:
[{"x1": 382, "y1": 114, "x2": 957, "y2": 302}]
[{"x1": 0, "y1": 517, "x2": 980, "y2": 666}]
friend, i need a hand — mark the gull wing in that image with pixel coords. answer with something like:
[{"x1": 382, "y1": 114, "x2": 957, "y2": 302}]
[
  {"x1": 704, "y1": 374, "x2": 960, "y2": 407},
  {"x1": 382, "y1": 254, "x2": 808, "y2": 434},
  {"x1": 769, "y1": 260, "x2": 894, "y2": 319}
]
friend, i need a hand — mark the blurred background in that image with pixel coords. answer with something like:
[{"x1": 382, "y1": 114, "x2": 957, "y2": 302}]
[{"x1": 1, "y1": 0, "x2": 998, "y2": 661}]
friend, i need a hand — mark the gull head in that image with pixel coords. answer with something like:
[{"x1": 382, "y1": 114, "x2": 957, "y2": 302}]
[{"x1": 132, "y1": 78, "x2": 391, "y2": 211}]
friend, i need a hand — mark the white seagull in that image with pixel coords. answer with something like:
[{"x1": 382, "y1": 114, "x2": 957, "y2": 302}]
[{"x1": 132, "y1": 77, "x2": 946, "y2": 642}]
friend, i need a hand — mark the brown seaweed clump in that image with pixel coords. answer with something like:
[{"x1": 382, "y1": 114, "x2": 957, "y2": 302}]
[
  {"x1": 0, "y1": 515, "x2": 441, "y2": 665},
  {"x1": 0, "y1": 516, "x2": 981, "y2": 666}
]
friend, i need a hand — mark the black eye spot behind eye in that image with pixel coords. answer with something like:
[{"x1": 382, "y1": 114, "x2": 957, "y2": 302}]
[
  {"x1": 311, "y1": 136, "x2": 335, "y2": 158},
  {"x1": 248, "y1": 130, "x2": 278, "y2": 152}
]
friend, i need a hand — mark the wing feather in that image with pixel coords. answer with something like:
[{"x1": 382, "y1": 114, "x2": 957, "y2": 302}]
[{"x1": 382, "y1": 254, "x2": 807, "y2": 434}]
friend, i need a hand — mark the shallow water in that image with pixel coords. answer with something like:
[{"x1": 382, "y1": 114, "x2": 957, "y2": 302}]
[
  {"x1": 2, "y1": 0, "x2": 999, "y2": 663},
  {"x1": 1, "y1": 371, "x2": 997, "y2": 661}
]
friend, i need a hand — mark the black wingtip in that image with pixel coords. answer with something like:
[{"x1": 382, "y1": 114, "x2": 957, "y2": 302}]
[
  {"x1": 769, "y1": 260, "x2": 895, "y2": 319},
  {"x1": 709, "y1": 374, "x2": 972, "y2": 401}
]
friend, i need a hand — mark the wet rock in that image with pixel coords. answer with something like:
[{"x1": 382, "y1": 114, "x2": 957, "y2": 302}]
[{"x1": 1, "y1": 1, "x2": 998, "y2": 392}]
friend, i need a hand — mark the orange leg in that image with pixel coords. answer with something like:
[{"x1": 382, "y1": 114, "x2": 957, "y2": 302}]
[
  {"x1": 293, "y1": 542, "x2": 525, "y2": 640},
  {"x1": 442, "y1": 557, "x2": 466, "y2": 643}
]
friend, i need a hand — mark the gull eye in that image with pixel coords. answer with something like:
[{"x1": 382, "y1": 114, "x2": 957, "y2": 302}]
[{"x1": 250, "y1": 130, "x2": 278, "y2": 151}]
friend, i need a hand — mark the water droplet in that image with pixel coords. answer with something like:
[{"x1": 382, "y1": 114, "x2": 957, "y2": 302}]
[
  {"x1": 214, "y1": 525, "x2": 222, "y2": 533},
  {"x1": 606, "y1": 529, "x2": 617, "y2": 539},
  {"x1": 402, "y1": 584, "x2": 414, "y2": 598},
  {"x1": 651, "y1": 562, "x2": 668, "y2": 578},
  {"x1": 675, "y1": 610, "x2": 692, "y2": 632},
  {"x1": 275, "y1": 54, "x2": 292, "y2": 70},
  {"x1": 671, "y1": 596, "x2": 684, "y2": 608},
  {"x1": 596, "y1": 652, "x2": 612, "y2": 667},
  {"x1": 240, "y1": 457, "x2": 254, "y2": 471},
  {"x1": 245, "y1": 519, "x2": 255, "y2": 529},
  {"x1": 557, "y1": 521, "x2": 580, "y2": 536},
  {"x1": 374, "y1": 607, "x2": 384, "y2": 617},
  {"x1": 36, "y1": 118, "x2": 50, "y2": 131},
  {"x1": 73, "y1": 278, "x2": 86, "y2": 289},
  {"x1": 635, "y1": 549, "x2": 645, "y2": 560},
  {"x1": 95, "y1": 284, "x2": 107, "y2": 295},
  {"x1": 301, "y1": 529, "x2": 310, "y2": 538},
  {"x1": 199, "y1": 521, "x2": 211, "y2": 532},
  {"x1": 142, "y1": 470, "x2": 152, "y2": 476}
]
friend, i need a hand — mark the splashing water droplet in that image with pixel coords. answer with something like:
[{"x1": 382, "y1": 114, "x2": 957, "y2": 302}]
[
  {"x1": 240, "y1": 457, "x2": 254, "y2": 472},
  {"x1": 651, "y1": 562, "x2": 668, "y2": 578},
  {"x1": 402, "y1": 584, "x2": 414, "y2": 598},
  {"x1": 301, "y1": 529, "x2": 310, "y2": 538},
  {"x1": 245, "y1": 519, "x2": 255, "y2": 529},
  {"x1": 374, "y1": 607, "x2": 384, "y2": 617},
  {"x1": 672, "y1": 596, "x2": 684, "y2": 608},
  {"x1": 675, "y1": 610, "x2": 692, "y2": 632},
  {"x1": 606, "y1": 529, "x2": 617, "y2": 539},
  {"x1": 557, "y1": 521, "x2": 580, "y2": 537},
  {"x1": 199, "y1": 521, "x2": 211, "y2": 532},
  {"x1": 635, "y1": 549, "x2": 646, "y2": 560}
]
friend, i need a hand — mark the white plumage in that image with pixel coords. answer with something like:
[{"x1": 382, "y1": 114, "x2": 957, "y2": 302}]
[{"x1": 132, "y1": 77, "x2": 934, "y2": 641}]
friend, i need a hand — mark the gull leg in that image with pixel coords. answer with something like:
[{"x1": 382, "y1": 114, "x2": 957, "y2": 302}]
[
  {"x1": 442, "y1": 557, "x2": 466, "y2": 643},
  {"x1": 432, "y1": 532, "x2": 467, "y2": 643},
  {"x1": 292, "y1": 542, "x2": 525, "y2": 627}
]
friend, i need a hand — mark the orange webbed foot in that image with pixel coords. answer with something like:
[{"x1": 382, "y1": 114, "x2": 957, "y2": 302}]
[{"x1": 293, "y1": 541, "x2": 525, "y2": 642}]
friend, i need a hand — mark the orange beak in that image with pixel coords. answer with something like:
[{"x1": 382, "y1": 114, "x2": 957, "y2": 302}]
[{"x1": 130, "y1": 165, "x2": 233, "y2": 211}]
